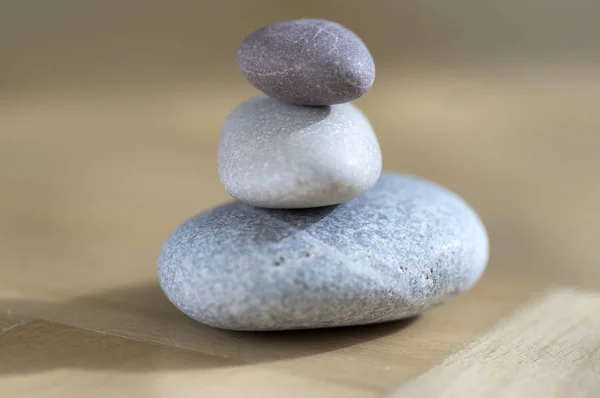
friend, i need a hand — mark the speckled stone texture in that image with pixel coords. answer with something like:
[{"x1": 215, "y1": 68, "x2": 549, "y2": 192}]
[
  {"x1": 158, "y1": 172, "x2": 489, "y2": 331},
  {"x1": 238, "y1": 19, "x2": 375, "y2": 106},
  {"x1": 218, "y1": 95, "x2": 381, "y2": 209}
]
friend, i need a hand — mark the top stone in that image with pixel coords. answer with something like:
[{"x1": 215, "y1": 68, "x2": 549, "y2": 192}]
[{"x1": 237, "y1": 19, "x2": 375, "y2": 106}]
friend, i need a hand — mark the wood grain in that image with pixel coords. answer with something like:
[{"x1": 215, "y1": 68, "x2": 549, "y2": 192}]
[
  {"x1": 0, "y1": 314, "x2": 29, "y2": 335},
  {"x1": 1, "y1": 1, "x2": 600, "y2": 397},
  {"x1": 0, "y1": 320, "x2": 374, "y2": 398},
  {"x1": 1, "y1": 68, "x2": 599, "y2": 397},
  {"x1": 388, "y1": 289, "x2": 600, "y2": 397}
]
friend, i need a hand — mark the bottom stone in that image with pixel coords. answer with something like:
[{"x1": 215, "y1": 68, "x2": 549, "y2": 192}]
[{"x1": 158, "y1": 172, "x2": 489, "y2": 331}]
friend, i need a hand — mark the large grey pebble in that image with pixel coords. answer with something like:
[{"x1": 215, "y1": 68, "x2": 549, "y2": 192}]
[
  {"x1": 158, "y1": 172, "x2": 489, "y2": 331},
  {"x1": 218, "y1": 95, "x2": 381, "y2": 209},
  {"x1": 238, "y1": 19, "x2": 375, "y2": 105}
]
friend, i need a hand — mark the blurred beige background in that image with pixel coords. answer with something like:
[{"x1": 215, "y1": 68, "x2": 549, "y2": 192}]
[
  {"x1": 2, "y1": 0, "x2": 600, "y2": 91},
  {"x1": 1, "y1": 1, "x2": 600, "y2": 397}
]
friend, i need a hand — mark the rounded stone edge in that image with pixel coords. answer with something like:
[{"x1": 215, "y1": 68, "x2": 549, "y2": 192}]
[
  {"x1": 217, "y1": 96, "x2": 382, "y2": 209},
  {"x1": 236, "y1": 19, "x2": 376, "y2": 106},
  {"x1": 157, "y1": 172, "x2": 491, "y2": 331}
]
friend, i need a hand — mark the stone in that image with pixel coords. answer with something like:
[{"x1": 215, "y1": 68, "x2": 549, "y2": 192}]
[
  {"x1": 218, "y1": 95, "x2": 382, "y2": 209},
  {"x1": 237, "y1": 19, "x2": 375, "y2": 106},
  {"x1": 158, "y1": 172, "x2": 489, "y2": 331}
]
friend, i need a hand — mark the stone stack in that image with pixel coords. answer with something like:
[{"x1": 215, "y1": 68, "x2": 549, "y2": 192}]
[
  {"x1": 221, "y1": 19, "x2": 380, "y2": 208},
  {"x1": 158, "y1": 19, "x2": 489, "y2": 331}
]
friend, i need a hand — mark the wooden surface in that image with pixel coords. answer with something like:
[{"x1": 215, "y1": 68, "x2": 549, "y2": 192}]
[
  {"x1": 388, "y1": 289, "x2": 600, "y2": 397},
  {"x1": 1, "y1": 1, "x2": 600, "y2": 397}
]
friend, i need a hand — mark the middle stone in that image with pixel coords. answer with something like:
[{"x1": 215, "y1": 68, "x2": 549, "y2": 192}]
[{"x1": 218, "y1": 95, "x2": 382, "y2": 209}]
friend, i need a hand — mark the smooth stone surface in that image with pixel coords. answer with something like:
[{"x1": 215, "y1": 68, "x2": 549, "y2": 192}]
[
  {"x1": 238, "y1": 19, "x2": 375, "y2": 106},
  {"x1": 158, "y1": 172, "x2": 489, "y2": 331},
  {"x1": 218, "y1": 95, "x2": 382, "y2": 209}
]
